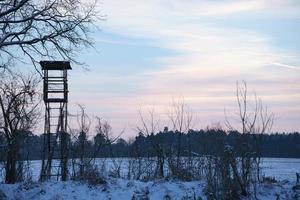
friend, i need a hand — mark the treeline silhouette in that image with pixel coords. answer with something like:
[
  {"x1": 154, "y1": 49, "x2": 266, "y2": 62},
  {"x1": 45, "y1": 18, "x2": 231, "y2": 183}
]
[{"x1": 0, "y1": 129, "x2": 299, "y2": 161}]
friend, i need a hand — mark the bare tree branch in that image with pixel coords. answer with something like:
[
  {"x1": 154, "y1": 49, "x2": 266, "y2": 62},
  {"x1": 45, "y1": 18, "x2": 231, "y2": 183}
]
[{"x1": 0, "y1": 0, "x2": 101, "y2": 70}]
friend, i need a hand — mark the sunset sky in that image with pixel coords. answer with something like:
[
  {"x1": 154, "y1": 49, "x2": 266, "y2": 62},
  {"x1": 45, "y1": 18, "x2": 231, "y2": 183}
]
[{"x1": 54, "y1": 0, "x2": 300, "y2": 138}]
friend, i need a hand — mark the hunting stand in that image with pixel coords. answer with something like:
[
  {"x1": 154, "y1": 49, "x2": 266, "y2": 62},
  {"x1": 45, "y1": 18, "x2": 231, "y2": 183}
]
[{"x1": 40, "y1": 61, "x2": 71, "y2": 181}]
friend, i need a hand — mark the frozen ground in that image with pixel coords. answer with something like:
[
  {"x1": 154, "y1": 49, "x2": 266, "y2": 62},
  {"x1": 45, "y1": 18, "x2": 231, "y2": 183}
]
[
  {"x1": 0, "y1": 179, "x2": 205, "y2": 200},
  {"x1": 0, "y1": 158, "x2": 299, "y2": 200},
  {"x1": 0, "y1": 177, "x2": 299, "y2": 200}
]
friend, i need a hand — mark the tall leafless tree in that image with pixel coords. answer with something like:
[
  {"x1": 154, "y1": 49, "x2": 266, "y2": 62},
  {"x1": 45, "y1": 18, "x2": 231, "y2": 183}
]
[
  {"x1": 137, "y1": 107, "x2": 165, "y2": 178},
  {"x1": 0, "y1": 0, "x2": 99, "y2": 70},
  {"x1": 225, "y1": 81, "x2": 274, "y2": 135},
  {"x1": 223, "y1": 81, "x2": 274, "y2": 196},
  {"x1": 168, "y1": 97, "x2": 193, "y2": 134},
  {"x1": 167, "y1": 97, "x2": 193, "y2": 179},
  {"x1": 0, "y1": 71, "x2": 40, "y2": 183},
  {"x1": 95, "y1": 117, "x2": 123, "y2": 178},
  {"x1": 72, "y1": 104, "x2": 91, "y2": 178},
  {"x1": 69, "y1": 105, "x2": 121, "y2": 183},
  {"x1": 94, "y1": 116, "x2": 122, "y2": 154}
]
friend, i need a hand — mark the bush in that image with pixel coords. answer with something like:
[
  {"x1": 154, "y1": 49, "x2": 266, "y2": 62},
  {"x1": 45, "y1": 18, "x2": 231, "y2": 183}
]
[
  {"x1": 261, "y1": 176, "x2": 277, "y2": 184},
  {"x1": 71, "y1": 164, "x2": 106, "y2": 186}
]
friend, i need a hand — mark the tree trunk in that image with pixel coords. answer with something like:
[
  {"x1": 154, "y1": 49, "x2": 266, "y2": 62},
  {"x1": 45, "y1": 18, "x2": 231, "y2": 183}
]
[
  {"x1": 5, "y1": 142, "x2": 17, "y2": 184},
  {"x1": 157, "y1": 156, "x2": 164, "y2": 178}
]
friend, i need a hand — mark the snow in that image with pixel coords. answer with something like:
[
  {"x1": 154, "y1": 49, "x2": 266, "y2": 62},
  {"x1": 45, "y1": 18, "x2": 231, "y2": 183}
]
[
  {"x1": 0, "y1": 177, "x2": 299, "y2": 200},
  {"x1": 261, "y1": 158, "x2": 300, "y2": 181},
  {"x1": 2, "y1": 157, "x2": 297, "y2": 182},
  {"x1": 0, "y1": 179, "x2": 205, "y2": 200},
  {"x1": 0, "y1": 158, "x2": 299, "y2": 199}
]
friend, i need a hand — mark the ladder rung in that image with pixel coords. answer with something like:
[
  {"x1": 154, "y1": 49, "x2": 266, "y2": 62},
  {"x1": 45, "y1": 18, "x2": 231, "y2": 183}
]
[
  {"x1": 47, "y1": 83, "x2": 64, "y2": 85},
  {"x1": 46, "y1": 80, "x2": 65, "y2": 82},
  {"x1": 46, "y1": 76, "x2": 65, "y2": 78},
  {"x1": 47, "y1": 91, "x2": 65, "y2": 93},
  {"x1": 45, "y1": 98, "x2": 67, "y2": 103}
]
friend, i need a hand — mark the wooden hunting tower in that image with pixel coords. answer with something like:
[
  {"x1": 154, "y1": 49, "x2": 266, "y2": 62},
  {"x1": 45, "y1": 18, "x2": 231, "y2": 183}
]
[
  {"x1": 40, "y1": 61, "x2": 71, "y2": 181},
  {"x1": 41, "y1": 61, "x2": 71, "y2": 103}
]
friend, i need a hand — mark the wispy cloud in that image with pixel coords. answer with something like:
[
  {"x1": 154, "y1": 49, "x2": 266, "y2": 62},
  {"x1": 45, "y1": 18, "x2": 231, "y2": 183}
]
[
  {"x1": 272, "y1": 62, "x2": 300, "y2": 70},
  {"x1": 78, "y1": 0, "x2": 300, "y2": 135}
]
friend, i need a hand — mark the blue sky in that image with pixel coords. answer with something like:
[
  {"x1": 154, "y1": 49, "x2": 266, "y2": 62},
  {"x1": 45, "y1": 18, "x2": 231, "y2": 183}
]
[{"x1": 54, "y1": 0, "x2": 300, "y2": 138}]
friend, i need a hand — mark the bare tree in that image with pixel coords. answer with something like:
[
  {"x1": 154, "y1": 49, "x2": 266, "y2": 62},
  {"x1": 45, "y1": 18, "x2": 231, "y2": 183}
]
[
  {"x1": 94, "y1": 117, "x2": 124, "y2": 178},
  {"x1": 168, "y1": 97, "x2": 193, "y2": 134},
  {"x1": 72, "y1": 104, "x2": 91, "y2": 178},
  {"x1": 95, "y1": 116, "x2": 122, "y2": 148},
  {"x1": 137, "y1": 107, "x2": 165, "y2": 178},
  {"x1": 0, "y1": 71, "x2": 40, "y2": 183},
  {"x1": 69, "y1": 105, "x2": 121, "y2": 183},
  {"x1": 225, "y1": 81, "x2": 274, "y2": 135},
  {"x1": 222, "y1": 81, "x2": 274, "y2": 196},
  {"x1": 0, "y1": 0, "x2": 99, "y2": 70},
  {"x1": 93, "y1": 117, "x2": 110, "y2": 157},
  {"x1": 137, "y1": 108, "x2": 161, "y2": 136},
  {"x1": 167, "y1": 97, "x2": 194, "y2": 179}
]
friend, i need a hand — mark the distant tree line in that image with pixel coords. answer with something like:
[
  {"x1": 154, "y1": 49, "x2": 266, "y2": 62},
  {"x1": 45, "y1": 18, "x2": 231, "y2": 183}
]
[{"x1": 1, "y1": 129, "x2": 299, "y2": 161}]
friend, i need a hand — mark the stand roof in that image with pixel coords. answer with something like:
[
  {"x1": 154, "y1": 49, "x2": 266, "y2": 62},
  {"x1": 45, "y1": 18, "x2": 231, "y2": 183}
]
[{"x1": 40, "y1": 61, "x2": 72, "y2": 70}]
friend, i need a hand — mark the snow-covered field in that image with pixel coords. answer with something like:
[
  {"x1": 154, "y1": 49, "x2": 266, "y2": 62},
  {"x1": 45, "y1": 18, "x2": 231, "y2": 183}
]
[
  {"x1": 0, "y1": 158, "x2": 299, "y2": 200},
  {"x1": 261, "y1": 158, "x2": 300, "y2": 181},
  {"x1": 1, "y1": 157, "x2": 299, "y2": 182}
]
